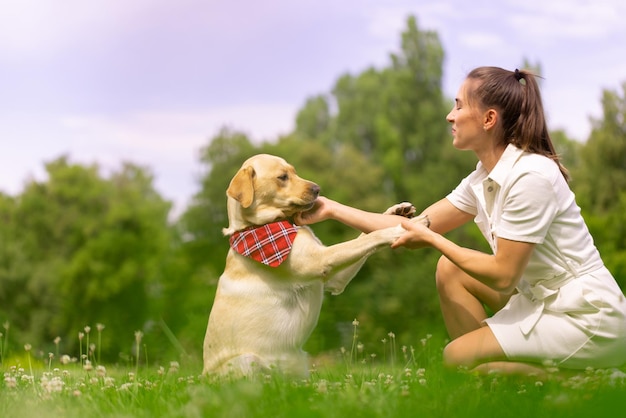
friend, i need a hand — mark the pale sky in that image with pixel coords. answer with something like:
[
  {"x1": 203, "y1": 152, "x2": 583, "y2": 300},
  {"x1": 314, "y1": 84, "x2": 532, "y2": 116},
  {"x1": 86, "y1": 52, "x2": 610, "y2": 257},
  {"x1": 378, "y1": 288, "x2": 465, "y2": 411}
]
[{"x1": 1, "y1": 0, "x2": 625, "y2": 217}]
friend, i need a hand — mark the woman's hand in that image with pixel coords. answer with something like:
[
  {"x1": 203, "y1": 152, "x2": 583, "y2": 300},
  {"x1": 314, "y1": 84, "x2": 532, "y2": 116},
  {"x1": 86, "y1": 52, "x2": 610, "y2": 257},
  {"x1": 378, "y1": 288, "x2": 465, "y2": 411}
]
[
  {"x1": 294, "y1": 196, "x2": 334, "y2": 225},
  {"x1": 391, "y1": 218, "x2": 434, "y2": 249}
]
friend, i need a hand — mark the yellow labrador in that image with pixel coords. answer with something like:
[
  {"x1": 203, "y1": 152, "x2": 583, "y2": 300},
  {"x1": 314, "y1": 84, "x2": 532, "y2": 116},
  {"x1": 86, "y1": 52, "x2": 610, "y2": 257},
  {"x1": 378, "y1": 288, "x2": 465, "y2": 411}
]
[{"x1": 202, "y1": 154, "x2": 426, "y2": 378}]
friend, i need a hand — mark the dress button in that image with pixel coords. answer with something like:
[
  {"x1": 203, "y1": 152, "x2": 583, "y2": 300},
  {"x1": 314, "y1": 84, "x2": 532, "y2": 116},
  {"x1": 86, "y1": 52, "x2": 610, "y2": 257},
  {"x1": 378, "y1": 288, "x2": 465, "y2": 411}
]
[{"x1": 487, "y1": 186, "x2": 493, "y2": 192}]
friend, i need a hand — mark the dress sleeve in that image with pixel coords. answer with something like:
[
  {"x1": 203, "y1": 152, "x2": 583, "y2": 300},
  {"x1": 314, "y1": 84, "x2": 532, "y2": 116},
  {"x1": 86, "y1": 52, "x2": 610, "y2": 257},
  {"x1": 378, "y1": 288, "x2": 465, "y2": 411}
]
[
  {"x1": 446, "y1": 174, "x2": 478, "y2": 216},
  {"x1": 496, "y1": 172, "x2": 558, "y2": 244}
]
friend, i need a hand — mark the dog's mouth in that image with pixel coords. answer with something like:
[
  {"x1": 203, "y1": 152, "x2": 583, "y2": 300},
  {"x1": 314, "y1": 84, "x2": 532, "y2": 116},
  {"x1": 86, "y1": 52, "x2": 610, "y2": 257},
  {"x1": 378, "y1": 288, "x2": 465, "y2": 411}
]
[{"x1": 288, "y1": 198, "x2": 316, "y2": 214}]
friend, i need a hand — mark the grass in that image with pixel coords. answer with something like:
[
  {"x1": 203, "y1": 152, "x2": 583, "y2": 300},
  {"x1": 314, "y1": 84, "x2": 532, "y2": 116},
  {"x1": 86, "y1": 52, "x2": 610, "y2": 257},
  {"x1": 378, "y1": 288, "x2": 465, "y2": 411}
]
[{"x1": 1, "y1": 323, "x2": 626, "y2": 418}]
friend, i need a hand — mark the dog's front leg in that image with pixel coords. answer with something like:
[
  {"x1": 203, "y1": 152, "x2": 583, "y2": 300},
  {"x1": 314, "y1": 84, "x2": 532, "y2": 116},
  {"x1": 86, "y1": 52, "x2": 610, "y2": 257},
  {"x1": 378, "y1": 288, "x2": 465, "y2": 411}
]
[{"x1": 323, "y1": 202, "x2": 419, "y2": 295}]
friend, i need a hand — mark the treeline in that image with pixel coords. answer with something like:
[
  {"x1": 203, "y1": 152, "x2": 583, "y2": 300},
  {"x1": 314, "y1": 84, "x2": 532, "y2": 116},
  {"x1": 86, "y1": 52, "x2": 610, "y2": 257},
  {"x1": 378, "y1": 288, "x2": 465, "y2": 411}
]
[{"x1": 1, "y1": 16, "x2": 625, "y2": 363}]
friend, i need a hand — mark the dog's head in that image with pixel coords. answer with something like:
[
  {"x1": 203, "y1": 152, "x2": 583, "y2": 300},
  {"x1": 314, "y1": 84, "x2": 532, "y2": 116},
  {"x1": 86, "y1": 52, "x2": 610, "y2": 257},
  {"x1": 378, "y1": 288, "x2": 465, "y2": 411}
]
[{"x1": 223, "y1": 154, "x2": 320, "y2": 235}]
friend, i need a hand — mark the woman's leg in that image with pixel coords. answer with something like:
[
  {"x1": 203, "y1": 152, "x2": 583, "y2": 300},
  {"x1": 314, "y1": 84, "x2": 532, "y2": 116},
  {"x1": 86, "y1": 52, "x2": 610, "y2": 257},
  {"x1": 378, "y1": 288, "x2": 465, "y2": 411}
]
[
  {"x1": 443, "y1": 326, "x2": 549, "y2": 375},
  {"x1": 436, "y1": 256, "x2": 551, "y2": 375},
  {"x1": 435, "y1": 255, "x2": 511, "y2": 339}
]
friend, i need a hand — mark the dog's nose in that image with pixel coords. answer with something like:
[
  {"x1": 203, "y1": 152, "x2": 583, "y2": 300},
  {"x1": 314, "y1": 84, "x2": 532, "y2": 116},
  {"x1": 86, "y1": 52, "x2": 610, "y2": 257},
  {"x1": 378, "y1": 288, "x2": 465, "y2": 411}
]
[{"x1": 310, "y1": 184, "x2": 320, "y2": 197}]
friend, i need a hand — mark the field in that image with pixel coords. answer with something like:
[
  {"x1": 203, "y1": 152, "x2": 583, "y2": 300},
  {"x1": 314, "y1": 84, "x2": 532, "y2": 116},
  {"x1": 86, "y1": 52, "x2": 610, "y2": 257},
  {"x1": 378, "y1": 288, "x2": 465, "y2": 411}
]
[{"x1": 2, "y1": 324, "x2": 625, "y2": 418}]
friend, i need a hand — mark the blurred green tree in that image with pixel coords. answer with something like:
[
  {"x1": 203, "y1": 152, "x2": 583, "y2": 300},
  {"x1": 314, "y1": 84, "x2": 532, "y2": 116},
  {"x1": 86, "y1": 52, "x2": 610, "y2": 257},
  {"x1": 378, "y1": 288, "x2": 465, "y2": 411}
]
[{"x1": 0, "y1": 157, "x2": 171, "y2": 360}]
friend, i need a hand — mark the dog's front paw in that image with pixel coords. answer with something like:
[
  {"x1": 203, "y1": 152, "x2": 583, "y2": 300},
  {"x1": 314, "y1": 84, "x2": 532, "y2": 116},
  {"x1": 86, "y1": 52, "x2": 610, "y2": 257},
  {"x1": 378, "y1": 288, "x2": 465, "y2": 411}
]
[
  {"x1": 409, "y1": 214, "x2": 431, "y2": 228},
  {"x1": 383, "y1": 202, "x2": 416, "y2": 218},
  {"x1": 375, "y1": 223, "x2": 406, "y2": 243}
]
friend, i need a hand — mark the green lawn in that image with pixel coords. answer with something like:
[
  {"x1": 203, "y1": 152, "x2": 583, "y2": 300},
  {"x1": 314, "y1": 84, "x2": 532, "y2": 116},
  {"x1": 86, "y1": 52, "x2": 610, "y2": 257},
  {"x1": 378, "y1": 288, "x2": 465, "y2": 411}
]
[{"x1": 2, "y1": 337, "x2": 625, "y2": 418}]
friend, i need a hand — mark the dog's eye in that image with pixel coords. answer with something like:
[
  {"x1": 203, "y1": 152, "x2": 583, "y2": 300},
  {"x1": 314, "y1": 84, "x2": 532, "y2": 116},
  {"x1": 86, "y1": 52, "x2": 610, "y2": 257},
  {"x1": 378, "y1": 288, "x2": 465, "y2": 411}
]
[{"x1": 278, "y1": 174, "x2": 289, "y2": 182}]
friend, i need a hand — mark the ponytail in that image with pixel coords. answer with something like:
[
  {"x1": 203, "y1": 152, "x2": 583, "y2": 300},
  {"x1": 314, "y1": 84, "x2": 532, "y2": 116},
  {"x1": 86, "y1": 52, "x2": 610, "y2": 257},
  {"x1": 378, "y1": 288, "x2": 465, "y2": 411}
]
[{"x1": 466, "y1": 67, "x2": 569, "y2": 181}]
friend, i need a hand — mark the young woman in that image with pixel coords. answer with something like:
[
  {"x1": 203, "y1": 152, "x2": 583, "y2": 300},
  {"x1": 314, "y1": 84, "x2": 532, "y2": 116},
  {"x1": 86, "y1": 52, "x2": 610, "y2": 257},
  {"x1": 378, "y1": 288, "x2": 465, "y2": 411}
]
[{"x1": 295, "y1": 66, "x2": 626, "y2": 374}]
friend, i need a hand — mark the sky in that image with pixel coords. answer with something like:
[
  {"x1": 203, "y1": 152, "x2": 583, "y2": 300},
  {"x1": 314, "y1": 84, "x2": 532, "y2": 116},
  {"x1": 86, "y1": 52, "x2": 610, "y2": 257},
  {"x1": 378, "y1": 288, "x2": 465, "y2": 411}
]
[{"x1": 1, "y1": 0, "x2": 625, "y2": 217}]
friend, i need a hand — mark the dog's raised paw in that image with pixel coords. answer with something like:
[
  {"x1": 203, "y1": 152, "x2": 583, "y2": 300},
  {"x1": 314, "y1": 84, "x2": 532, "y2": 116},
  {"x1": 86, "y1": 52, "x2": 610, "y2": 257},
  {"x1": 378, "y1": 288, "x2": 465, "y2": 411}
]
[{"x1": 383, "y1": 202, "x2": 416, "y2": 218}]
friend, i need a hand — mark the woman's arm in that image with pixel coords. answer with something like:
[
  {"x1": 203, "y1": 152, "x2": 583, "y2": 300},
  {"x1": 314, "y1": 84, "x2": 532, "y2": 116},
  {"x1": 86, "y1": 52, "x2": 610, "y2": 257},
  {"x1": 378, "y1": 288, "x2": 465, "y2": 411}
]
[
  {"x1": 294, "y1": 196, "x2": 408, "y2": 232},
  {"x1": 393, "y1": 219, "x2": 535, "y2": 293},
  {"x1": 296, "y1": 196, "x2": 474, "y2": 234}
]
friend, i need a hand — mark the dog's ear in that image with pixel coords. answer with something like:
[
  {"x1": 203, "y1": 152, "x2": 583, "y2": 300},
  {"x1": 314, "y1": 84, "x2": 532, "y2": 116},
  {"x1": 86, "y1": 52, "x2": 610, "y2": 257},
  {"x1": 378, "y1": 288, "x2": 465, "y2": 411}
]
[{"x1": 227, "y1": 166, "x2": 255, "y2": 208}]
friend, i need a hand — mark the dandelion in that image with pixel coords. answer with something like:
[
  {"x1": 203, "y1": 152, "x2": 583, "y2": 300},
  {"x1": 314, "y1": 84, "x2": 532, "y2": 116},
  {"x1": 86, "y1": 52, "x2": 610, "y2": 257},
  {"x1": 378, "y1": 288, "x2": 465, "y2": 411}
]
[
  {"x1": 388, "y1": 331, "x2": 396, "y2": 367},
  {"x1": 60, "y1": 354, "x2": 71, "y2": 365},
  {"x1": 96, "y1": 365, "x2": 107, "y2": 377},
  {"x1": 168, "y1": 361, "x2": 180, "y2": 374},
  {"x1": 84, "y1": 326, "x2": 91, "y2": 362},
  {"x1": 53, "y1": 336, "x2": 61, "y2": 359},
  {"x1": 96, "y1": 323, "x2": 105, "y2": 364},
  {"x1": 24, "y1": 344, "x2": 33, "y2": 379},
  {"x1": 41, "y1": 376, "x2": 64, "y2": 394},
  {"x1": 83, "y1": 360, "x2": 93, "y2": 372},
  {"x1": 78, "y1": 332, "x2": 85, "y2": 365},
  {"x1": 4, "y1": 376, "x2": 17, "y2": 388},
  {"x1": 134, "y1": 330, "x2": 143, "y2": 375},
  {"x1": 350, "y1": 319, "x2": 359, "y2": 366},
  {"x1": 316, "y1": 379, "x2": 328, "y2": 394}
]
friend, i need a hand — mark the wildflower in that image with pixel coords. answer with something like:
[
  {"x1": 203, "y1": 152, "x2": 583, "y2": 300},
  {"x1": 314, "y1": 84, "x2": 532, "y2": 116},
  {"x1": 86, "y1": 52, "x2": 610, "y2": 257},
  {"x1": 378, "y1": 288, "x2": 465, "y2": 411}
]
[
  {"x1": 169, "y1": 361, "x2": 180, "y2": 373},
  {"x1": 158, "y1": 366, "x2": 165, "y2": 376},
  {"x1": 60, "y1": 355, "x2": 71, "y2": 365},
  {"x1": 41, "y1": 375, "x2": 65, "y2": 393},
  {"x1": 419, "y1": 378, "x2": 427, "y2": 386},
  {"x1": 2, "y1": 321, "x2": 9, "y2": 331},
  {"x1": 352, "y1": 319, "x2": 359, "y2": 327},
  {"x1": 54, "y1": 336, "x2": 61, "y2": 345},
  {"x1": 83, "y1": 360, "x2": 93, "y2": 372},
  {"x1": 96, "y1": 365, "x2": 107, "y2": 377},
  {"x1": 119, "y1": 382, "x2": 134, "y2": 391},
  {"x1": 78, "y1": 332, "x2": 84, "y2": 341},
  {"x1": 84, "y1": 326, "x2": 91, "y2": 334},
  {"x1": 316, "y1": 379, "x2": 328, "y2": 394},
  {"x1": 388, "y1": 332, "x2": 395, "y2": 339},
  {"x1": 4, "y1": 376, "x2": 17, "y2": 388},
  {"x1": 96, "y1": 323, "x2": 105, "y2": 332},
  {"x1": 134, "y1": 330, "x2": 143, "y2": 343},
  {"x1": 357, "y1": 342, "x2": 364, "y2": 353},
  {"x1": 73, "y1": 390, "x2": 82, "y2": 397},
  {"x1": 24, "y1": 344, "x2": 32, "y2": 351}
]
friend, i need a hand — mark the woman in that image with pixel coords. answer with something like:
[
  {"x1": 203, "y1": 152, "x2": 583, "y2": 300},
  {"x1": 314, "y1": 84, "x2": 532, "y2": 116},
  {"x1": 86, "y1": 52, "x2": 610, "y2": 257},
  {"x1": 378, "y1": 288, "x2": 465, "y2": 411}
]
[{"x1": 296, "y1": 66, "x2": 626, "y2": 374}]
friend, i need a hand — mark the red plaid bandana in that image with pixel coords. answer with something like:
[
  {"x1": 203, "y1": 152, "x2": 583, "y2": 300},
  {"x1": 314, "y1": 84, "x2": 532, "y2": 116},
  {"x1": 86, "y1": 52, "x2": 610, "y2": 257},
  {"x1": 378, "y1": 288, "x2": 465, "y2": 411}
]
[{"x1": 229, "y1": 220, "x2": 298, "y2": 267}]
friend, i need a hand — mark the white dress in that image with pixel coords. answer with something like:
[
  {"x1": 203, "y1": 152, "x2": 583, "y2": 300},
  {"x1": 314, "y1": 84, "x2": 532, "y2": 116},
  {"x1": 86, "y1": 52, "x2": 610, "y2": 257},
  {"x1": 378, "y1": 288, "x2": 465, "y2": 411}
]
[{"x1": 447, "y1": 144, "x2": 626, "y2": 369}]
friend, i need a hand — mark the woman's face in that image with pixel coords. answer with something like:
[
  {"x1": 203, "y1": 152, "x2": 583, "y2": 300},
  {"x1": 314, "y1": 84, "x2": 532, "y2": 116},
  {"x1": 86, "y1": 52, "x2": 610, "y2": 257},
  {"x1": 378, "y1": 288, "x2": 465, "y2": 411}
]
[{"x1": 446, "y1": 79, "x2": 485, "y2": 151}]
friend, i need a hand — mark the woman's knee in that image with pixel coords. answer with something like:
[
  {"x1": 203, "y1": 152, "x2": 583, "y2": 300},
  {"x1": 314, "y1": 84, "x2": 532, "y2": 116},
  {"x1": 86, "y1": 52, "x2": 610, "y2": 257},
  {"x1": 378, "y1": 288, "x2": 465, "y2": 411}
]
[
  {"x1": 442, "y1": 340, "x2": 468, "y2": 369},
  {"x1": 435, "y1": 255, "x2": 461, "y2": 292}
]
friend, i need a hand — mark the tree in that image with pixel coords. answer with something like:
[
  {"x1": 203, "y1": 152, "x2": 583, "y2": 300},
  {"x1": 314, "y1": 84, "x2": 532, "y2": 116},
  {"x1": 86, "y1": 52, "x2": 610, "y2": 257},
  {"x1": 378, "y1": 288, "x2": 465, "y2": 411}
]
[
  {"x1": 574, "y1": 83, "x2": 626, "y2": 213},
  {"x1": 0, "y1": 157, "x2": 172, "y2": 359},
  {"x1": 571, "y1": 82, "x2": 626, "y2": 289}
]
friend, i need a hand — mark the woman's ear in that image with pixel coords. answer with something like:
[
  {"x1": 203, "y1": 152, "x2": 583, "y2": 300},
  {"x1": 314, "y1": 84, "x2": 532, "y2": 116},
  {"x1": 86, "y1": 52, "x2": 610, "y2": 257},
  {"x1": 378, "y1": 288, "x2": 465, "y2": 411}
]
[{"x1": 483, "y1": 109, "x2": 498, "y2": 131}]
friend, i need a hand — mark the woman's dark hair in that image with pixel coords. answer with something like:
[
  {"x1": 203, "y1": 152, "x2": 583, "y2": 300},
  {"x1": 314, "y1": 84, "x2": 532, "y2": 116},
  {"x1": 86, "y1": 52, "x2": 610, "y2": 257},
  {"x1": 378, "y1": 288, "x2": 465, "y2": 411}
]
[{"x1": 466, "y1": 66, "x2": 569, "y2": 181}]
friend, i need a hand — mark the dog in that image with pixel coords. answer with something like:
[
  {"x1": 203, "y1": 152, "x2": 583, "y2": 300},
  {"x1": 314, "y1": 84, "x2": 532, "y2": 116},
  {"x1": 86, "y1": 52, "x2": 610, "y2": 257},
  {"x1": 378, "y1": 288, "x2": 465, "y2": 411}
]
[{"x1": 202, "y1": 154, "x2": 427, "y2": 378}]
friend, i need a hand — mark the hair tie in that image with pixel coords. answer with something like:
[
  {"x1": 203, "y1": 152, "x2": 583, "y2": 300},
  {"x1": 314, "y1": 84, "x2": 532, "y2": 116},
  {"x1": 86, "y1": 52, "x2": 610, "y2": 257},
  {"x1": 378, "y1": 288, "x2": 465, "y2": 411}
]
[{"x1": 514, "y1": 68, "x2": 523, "y2": 81}]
